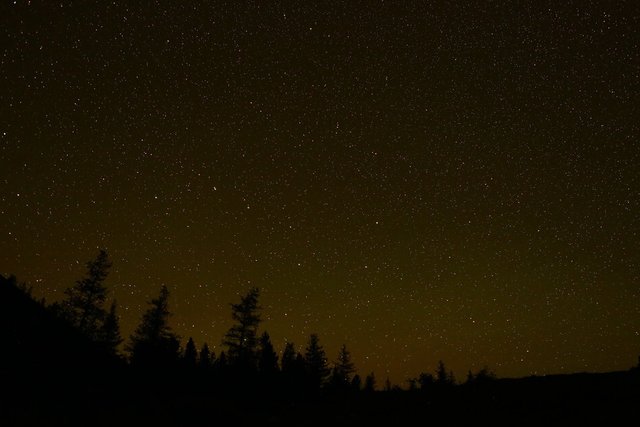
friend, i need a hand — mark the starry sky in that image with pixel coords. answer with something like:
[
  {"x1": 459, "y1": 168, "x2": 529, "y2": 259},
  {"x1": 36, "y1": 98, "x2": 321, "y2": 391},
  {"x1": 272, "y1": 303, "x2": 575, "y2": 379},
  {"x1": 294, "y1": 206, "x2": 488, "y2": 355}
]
[{"x1": 2, "y1": 1, "x2": 639, "y2": 384}]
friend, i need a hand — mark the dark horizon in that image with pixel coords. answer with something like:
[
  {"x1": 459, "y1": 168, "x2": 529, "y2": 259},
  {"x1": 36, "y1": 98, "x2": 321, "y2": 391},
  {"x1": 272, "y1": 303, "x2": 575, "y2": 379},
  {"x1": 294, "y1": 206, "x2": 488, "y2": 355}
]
[
  {"x1": 2, "y1": 1, "x2": 639, "y2": 386},
  {"x1": 1, "y1": 271, "x2": 638, "y2": 390}
]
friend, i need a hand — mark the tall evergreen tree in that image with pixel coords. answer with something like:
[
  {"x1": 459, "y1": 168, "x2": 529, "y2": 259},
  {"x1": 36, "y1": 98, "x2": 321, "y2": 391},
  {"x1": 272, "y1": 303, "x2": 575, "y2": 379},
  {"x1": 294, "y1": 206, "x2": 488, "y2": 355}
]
[
  {"x1": 281, "y1": 342, "x2": 297, "y2": 373},
  {"x1": 258, "y1": 332, "x2": 279, "y2": 375},
  {"x1": 332, "y1": 344, "x2": 356, "y2": 387},
  {"x1": 183, "y1": 337, "x2": 198, "y2": 368},
  {"x1": 304, "y1": 333, "x2": 329, "y2": 389},
  {"x1": 351, "y1": 374, "x2": 362, "y2": 391},
  {"x1": 281, "y1": 342, "x2": 305, "y2": 391},
  {"x1": 127, "y1": 285, "x2": 180, "y2": 368},
  {"x1": 199, "y1": 343, "x2": 212, "y2": 370},
  {"x1": 223, "y1": 288, "x2": 261, "y2": 368},
  {"x1": 364, "y1": 372, "x2": 376, "y2": 392},
  {"x1": 216, "y1": 351, "x2": 227, "y2": 371},
  {"x1": 62, "y1": 250, "x2": 112, "y2": 341}
]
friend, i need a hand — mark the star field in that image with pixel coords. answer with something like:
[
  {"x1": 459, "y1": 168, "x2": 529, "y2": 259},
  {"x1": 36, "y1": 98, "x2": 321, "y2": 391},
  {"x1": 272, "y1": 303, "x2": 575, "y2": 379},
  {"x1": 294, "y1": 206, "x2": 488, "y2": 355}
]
[{"x1": 2, "y1": 1, "x2": 639, "y2": 383}]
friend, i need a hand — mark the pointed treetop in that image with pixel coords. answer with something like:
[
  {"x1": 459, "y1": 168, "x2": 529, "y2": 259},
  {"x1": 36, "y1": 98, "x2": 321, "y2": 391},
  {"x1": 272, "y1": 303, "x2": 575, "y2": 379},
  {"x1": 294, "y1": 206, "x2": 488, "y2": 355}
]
[
  {"x1": 184, "y1": 337, "x2": 198, "y2": 367},
  {"x1": 223, "y1": 288, "x2": 262, "y2": 367}
]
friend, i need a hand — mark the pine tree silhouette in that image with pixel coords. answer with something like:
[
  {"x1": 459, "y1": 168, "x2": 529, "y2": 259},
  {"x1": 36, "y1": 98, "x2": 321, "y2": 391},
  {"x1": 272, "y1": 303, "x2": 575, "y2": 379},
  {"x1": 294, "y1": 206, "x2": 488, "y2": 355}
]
[
  {"x1": 62, "y1": 250, "x2": 112, "y2": 341},
  {"x1": 436, "y1": 360, "x2": 450, "y2": 385},
  {"x1": 351, "y1": 374, "x2": 362, "y2": 391},
  {"x1": 330, "y1": 344, "x2": 356, "y2": 389},
  {"x1": 100, "y1": 300, "x2": 122, "y2": 356},
  {"x1": 223, "y1": 288, "x2": 261, "y2": 369},
  {"x1": 199, "y1": 343, "x2": 212, "y2": 370},
  {"x1": 364, "y1": 372, "x2": 376, "y2": 392},
  {"x1": 281, "y1": 342, "x2": 306, "y2": 392},
  {"x1": 305, "y1": 333, "x2": 329, "y2": 390},
  {"x1": 281, "y1": 342, "x2": 297, "y2": 374},
  {"x1": 258, "y1": 331, "x2": 278, "y2": 375},
  {"x1": 216, "y1": 351, "x2": 228, "y2": 372},
  {"x1": 466, "y1": 367, "x2": 496, "y2": 385},
  {"x1": 183, "y1": 337, "x2": 198, "y2": 368},
  {"x1": 127, "y1": 285, "x2": 180, "y2": 368}
]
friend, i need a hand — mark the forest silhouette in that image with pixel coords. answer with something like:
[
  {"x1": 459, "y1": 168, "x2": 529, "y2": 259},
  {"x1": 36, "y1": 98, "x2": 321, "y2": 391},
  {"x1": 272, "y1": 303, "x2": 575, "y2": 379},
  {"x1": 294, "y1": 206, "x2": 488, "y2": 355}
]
[{"x1": 1, "y1": 250, "x2": 639, "y2": 426}]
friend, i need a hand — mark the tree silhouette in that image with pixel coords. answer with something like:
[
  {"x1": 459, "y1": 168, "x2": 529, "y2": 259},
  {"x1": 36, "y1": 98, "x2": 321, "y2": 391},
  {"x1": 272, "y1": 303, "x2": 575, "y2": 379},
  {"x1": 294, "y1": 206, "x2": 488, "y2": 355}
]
[
  {"x1": 61, "y1": 249, "x2": 112, "y2": 341},
  {"x1": 128, "y1": 285, "x2": 180, "y2": 368},
  {"x1": 304, "y1": 333, "x2": 329, "y2": 389},
  {"x1": 351, "y1": 374, "x2": 362, "y2": 391},
  {"x1": 436, "y1": 360, "x2": 454, "y2": 386},
  {"x1": 223, "y1": 288, "x2": 261, "y2": 369},
  {"x1": 215, "y1": 351, "x2": 228, "y2": 371},
  {"x1": 258, "y1": 331, "x2": 278, "y2": 375},
  {"x1": 418, "y1": 372, "x2": 434, "y2": 391},
  {"x1": 100, "y1": 300, "x2": 122, "y2": 356},
  {"x1": 184, "y1": 337, "x2": 198, "y2": 368},
  {"x1": 466, "y1": 367, "x2": 496, "y2": 385},
  {"x1": 364, "y1": 372, "x2": 376, "y2": 392},
  {"x1": 281, "y1": 342, "x2": 297, "y2": 373},
  {"x1": 330, "y1": 344, "x2": 356, "y2": 389},
  {"x1": 281, "y1": 342, "x2": 306, "y2": 391},
  {"x1": 199, "y1": 343, "x2": 212, "y2": 370}
]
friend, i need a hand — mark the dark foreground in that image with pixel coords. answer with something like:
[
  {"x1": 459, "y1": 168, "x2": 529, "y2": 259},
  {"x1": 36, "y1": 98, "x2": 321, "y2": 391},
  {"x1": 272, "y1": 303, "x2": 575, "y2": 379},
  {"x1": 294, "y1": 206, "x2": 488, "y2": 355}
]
[
  {"x1": 1, "y1": 274, "x2": 639, "y2": 426},
  {"x1": 4, "y1": 368, "x2": 639, "y2": 426}
]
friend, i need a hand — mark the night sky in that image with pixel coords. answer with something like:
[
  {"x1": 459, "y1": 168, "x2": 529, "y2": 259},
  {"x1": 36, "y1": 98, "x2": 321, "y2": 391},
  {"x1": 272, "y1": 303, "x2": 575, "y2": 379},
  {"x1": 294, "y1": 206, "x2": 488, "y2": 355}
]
[{"x1": 2, "y1": 1, "x2": 639, "y2": 384}]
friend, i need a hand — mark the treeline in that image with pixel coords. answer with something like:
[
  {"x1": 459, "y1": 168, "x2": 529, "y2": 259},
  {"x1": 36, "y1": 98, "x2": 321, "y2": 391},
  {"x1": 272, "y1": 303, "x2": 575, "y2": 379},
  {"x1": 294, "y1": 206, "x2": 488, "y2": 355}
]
[
  {"x1": 35, "y1": 250, "x2": 379, "y2": 394},
  {"x1": 4, "y1": 250, "x2": 500, "y2": 394},
  {"x1": 4, "y1": 250, "x2": 640, "y2": 426}
]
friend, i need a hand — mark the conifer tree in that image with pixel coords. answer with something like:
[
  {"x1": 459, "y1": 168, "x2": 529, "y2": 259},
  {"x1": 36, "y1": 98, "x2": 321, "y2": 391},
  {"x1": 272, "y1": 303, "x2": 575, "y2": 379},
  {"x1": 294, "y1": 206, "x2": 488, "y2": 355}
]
[
  {"x1": 281, "y1": 342, "x2": 306, "y2": 391},
  {"x1": 258, "y1": 331, "x2": 278, "y2": 375},
  {"x1": 351, "y1": 374, "x2": 362, "y2": 391},
  {"x1": 435, "y1": 360, "x2": 456, "y2": 387},
  {"x1": 304, "y1": 333, "x2": 329, "y2": 389},
  {"x1": 223, "y1": 288, "x2": 261, "y2": 368},
  {"x1": 216, "y1": 351, "x2": 228, "y2": 372},
  {"x1": 364, "y1": 372, "x2": 376, "y2": 392},
  {"x1": 199, "y1": 343, "x2": 212, "y2": 370},
  {"x1": 281, "y1": 342, "x2": 297, "y2": 373},
  {"x1": 184, "y1": 337, "x2": 198, "y2": 368},
  {"x1": 128, "y1": 285, "x2": 180, "y2": 367},
  {"x1": 332, "y1": 344, "x2": 356, "y2": 387},
  {"x1": 100, "y1": 300, "x2": 122, "y2": 356},
  {"x1": 62, "y1": 250, "x2": 111, "y2": 341}
]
